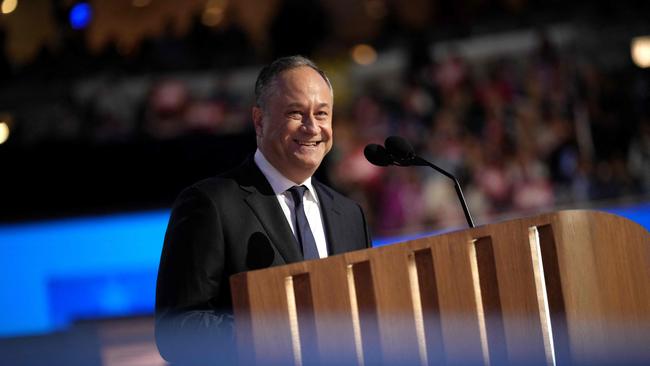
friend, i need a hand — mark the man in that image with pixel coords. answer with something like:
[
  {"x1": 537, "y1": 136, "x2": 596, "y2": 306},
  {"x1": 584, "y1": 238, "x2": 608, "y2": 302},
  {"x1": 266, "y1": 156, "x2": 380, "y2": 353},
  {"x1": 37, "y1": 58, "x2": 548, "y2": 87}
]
[{"x1": 155, "y1": 56, "x2": 372, "y2": 365}]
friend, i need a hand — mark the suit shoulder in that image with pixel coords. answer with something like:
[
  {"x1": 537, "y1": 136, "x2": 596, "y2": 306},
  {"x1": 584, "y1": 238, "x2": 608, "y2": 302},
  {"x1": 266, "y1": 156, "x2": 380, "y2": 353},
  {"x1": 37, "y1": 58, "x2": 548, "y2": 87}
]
[
  {"x1": 192, "y1": 174, "x2": 236, "y2": 190},
  {"x1": 184, "y1": 175, "x2": 239, "y2": 200},
  {"x1": 176, "y1": 159, "x2": 258, "y2": 203}
]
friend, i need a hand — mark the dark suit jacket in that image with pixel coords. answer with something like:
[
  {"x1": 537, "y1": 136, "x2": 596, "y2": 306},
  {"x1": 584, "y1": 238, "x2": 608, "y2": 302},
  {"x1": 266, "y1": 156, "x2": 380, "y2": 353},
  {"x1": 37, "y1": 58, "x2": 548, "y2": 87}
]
[{"x1": 155, "y1": 157, "x2": 371, "y2": 364}]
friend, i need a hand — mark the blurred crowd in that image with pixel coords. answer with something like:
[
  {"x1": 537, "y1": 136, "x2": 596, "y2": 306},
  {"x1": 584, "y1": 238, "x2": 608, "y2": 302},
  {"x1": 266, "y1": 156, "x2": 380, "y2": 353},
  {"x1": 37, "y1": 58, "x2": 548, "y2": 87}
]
[
  {"x1": 74, "y1": 32, "x2": 649, "y2": 236},
  {"x1": 327, "y1": 37, "x2": 650, "y2": 236},
  {"x1": 2, "y1": 19, "x2": 649, "y2": 236}
]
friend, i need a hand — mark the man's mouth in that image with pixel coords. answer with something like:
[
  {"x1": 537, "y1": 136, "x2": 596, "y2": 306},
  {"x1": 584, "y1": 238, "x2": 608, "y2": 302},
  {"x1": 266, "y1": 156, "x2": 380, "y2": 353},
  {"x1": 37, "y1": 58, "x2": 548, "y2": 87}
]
[{"x1": 295, "y1": 140, "x2": 320, "y2": 147}]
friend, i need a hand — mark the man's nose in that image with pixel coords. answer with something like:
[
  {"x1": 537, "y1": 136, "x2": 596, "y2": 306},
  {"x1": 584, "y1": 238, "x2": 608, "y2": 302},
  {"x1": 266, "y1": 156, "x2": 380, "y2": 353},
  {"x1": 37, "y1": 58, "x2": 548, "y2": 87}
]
[{"x1": 302, "y1": 115, "x2": 319, "y2": 133}]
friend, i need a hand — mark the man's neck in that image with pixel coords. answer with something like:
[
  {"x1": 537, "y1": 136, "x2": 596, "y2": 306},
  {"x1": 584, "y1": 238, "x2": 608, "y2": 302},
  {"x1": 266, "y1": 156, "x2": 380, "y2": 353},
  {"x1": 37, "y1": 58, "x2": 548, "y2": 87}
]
[
  {"x1": 254, "y1": 149, "x2": 313, "y2": 185},
  {"x1": 254, "y1": 149, "x2": 313, "y2": 194}
]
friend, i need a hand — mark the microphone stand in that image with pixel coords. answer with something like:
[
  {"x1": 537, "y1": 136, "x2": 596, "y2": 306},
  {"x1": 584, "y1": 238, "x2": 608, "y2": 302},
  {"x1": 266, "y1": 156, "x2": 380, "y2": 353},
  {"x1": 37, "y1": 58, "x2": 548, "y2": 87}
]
[
  {"x1": 410, "y1": 156, "x2": 475, "y2": 228},
  {"x1": 366, "y1": 137, "x2": 476, "y2": 229}
]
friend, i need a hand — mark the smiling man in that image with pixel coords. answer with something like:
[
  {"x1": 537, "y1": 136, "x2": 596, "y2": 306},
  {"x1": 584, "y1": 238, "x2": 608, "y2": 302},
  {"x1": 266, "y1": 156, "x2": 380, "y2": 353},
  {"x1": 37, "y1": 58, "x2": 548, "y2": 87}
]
[{"x1": 155, "y1": 56, "x2": 372, "y2": 365}]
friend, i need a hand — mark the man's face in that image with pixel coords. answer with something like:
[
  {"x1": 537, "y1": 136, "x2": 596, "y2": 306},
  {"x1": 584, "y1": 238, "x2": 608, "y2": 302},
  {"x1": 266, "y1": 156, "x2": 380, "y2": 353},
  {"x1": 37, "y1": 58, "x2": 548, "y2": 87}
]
[{"x1": 253, "y1": 66, "x2": 333, "y2": 183}]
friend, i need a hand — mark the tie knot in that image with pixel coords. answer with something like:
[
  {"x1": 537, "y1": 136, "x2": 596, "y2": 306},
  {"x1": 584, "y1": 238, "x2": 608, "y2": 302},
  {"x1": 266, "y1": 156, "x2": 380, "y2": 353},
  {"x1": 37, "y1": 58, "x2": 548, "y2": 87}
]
[{"x1": 288, "y1": 185, "x2": 308, "y2": 203}]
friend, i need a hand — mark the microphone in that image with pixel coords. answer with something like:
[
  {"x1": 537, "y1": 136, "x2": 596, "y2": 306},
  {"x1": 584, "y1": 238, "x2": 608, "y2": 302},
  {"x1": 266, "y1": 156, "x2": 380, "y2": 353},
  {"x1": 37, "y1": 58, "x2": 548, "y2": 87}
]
[
  {"x1": 365, "y1": 136, "x2": 475, "y2": 228},
  {"x1": 384, "y1": 135, "x2": 417, "y2": 163},
  {"x1": 363, "y1": 144, "x2": 393, "y2": 167}
]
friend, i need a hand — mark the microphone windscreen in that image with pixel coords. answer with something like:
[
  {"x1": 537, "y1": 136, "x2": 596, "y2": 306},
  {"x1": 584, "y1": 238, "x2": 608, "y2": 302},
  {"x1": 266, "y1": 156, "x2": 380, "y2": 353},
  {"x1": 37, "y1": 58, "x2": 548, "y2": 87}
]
[
  {"x1": 385, "y1": 136, "x2": 415, "y2": 160},
  {"x1": 363, "y1": 144, "x2": 393, "y2": 166}
]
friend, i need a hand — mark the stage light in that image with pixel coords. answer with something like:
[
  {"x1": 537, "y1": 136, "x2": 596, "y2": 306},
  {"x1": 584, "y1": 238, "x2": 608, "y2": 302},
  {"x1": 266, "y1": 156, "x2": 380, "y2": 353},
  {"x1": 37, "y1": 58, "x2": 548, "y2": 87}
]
[
  {"x1": 202, "y1": 0, "x2": 227, "y2": 27},
  {"x1": 631, "y1": 36, "x2": 650, "y2": 68},
  {"x1": 202, "y1": 7, "x2": 224, "y2": 27},
  {"x1": 0, "y1": 122, "x2": 9, "y2": 144},
  {"x1": 69, "y1": 2, "x2": 92, "y2": 30},
  {"x1": 1, "y1": 0, "x2": 17, "y2": 15},
  {"x1": 351, "y1": 44, "x2": 377, "y2": 65}
]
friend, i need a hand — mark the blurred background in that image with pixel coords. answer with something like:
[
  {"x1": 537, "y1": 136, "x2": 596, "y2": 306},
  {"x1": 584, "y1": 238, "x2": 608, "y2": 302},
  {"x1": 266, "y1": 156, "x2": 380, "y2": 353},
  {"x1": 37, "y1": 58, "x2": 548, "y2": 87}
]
[{"x1": 1, "y1": 0, "x2": 649, "y2": 364}]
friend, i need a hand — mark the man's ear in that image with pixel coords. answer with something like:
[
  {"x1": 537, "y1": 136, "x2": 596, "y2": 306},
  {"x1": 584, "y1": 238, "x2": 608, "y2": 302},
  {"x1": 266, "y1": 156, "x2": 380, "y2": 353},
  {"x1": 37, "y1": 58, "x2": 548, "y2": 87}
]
[{"x1": 252, "y1": 106, "x2": 263, "y2": 137}]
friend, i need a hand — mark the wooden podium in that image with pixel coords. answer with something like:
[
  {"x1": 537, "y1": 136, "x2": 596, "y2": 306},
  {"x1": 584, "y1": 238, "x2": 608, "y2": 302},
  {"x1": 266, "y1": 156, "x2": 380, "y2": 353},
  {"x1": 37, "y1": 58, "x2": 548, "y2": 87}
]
[{"x1": 230, "y1": 210, "x2": 650, "y2": 365}]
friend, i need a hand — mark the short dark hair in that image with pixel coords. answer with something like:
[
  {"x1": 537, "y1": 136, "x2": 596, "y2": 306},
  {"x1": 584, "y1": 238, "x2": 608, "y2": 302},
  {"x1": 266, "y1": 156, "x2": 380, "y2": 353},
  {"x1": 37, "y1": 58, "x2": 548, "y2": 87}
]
[{"x1": 254, "y1": 55, "x2": 332, "y2": 107}]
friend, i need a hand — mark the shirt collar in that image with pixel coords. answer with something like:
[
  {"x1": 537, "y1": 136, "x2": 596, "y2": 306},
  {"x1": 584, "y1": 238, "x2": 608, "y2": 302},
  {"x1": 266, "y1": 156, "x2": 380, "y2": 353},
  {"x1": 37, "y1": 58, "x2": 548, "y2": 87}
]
[{"x1": 254, "y1": 149, "x2": 319, "y2": 202}]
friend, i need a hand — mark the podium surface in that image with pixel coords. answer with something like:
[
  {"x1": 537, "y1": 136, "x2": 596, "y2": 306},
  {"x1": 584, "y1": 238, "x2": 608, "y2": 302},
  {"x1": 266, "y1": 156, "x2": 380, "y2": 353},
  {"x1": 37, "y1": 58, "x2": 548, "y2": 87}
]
[{"x1": 230, "y1": 210, "x2": 650, "y2": 365}]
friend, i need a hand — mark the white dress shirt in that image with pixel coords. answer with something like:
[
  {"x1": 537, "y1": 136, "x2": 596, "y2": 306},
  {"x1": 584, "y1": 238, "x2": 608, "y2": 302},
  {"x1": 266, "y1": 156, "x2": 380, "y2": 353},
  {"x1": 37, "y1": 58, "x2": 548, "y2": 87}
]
[{"x1": 254, "y1": 149, "x2": 329, "y2": 258}]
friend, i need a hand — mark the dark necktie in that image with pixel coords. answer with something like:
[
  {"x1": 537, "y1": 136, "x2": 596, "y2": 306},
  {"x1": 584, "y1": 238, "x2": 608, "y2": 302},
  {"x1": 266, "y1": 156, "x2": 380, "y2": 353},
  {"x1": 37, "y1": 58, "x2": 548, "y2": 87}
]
[{"x1": 288, "y1": 185, "x2": 320, "y2": 260}]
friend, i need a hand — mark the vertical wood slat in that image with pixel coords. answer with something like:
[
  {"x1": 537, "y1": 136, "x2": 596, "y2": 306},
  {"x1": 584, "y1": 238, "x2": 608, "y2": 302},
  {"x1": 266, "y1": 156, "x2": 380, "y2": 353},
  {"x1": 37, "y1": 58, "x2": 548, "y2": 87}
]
[
  {"x1": 407, "y1": 252, "x2": 428, "y2": 366},
  {"x1": 489, "y1": 222, "x2": 549, "y2": 365},
  {"x1": 430, "y1": 234, "x2": 486, "y2": 364},
  {"x1": 247, "y1": 271, "x2": 297, "y2": 365},
  {"x1": 346, "y1": 263, "x2": 365, "y2": 366},
  {"x1": 309, "y1": 256, "x2": 358, "y2": 365},
  {"x1": 468, "y1": 242, "x2": 491, "y2": 366},
  {"x1": 552, "y1": 211, "x2": 611, "y2": 363},
  {"x1": 528, "y1": 227, "x2": 557, "y2": 366},
  {"x1": 408, "y1": 248, "x2": 445, "y2": 366},
  {"x1": 285, "y1": 276, "x2": 302, "y2": 366},
  {"x1": 293, "y1": 273, "x2": 319, "y2": 364},
  {"x1": 553, "y1": 211, "x2": 650, "y2": 364},
  {"x1": 535, "y1": 224, "x2": 571, "y2": 365},
  {"x1": 472, "y1": 236, "x2": 508, "y2": 366},
  {"x1": 369, "y1": 245, "x2": 422, "y2": 365},
  {"x1": 285, "y1": 273, "x2": 319, "y2": 366},
  {"x1": 347, "y1": 260, "x2": 381, "y2": 366},
  {"x1": 414, "y1": 249, "x2": 446, "y2": 366}
]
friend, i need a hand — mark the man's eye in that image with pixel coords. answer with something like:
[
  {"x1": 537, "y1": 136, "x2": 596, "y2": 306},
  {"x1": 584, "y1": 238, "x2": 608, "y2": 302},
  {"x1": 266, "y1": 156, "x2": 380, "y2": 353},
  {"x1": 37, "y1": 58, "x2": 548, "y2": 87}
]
[
  {"x1": 288, "y1": 111, "x2": 302, "y2": 118},
  {"x1": 316, "y1": 111, "x2": 329, "y2": 118}
]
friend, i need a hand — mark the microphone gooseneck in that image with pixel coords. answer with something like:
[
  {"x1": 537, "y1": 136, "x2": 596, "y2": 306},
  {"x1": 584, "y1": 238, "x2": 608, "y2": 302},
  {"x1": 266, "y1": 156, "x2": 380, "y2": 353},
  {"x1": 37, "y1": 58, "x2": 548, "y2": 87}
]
[{"x1": 363, "y1": 136, "x2": 475, "y2": 228}]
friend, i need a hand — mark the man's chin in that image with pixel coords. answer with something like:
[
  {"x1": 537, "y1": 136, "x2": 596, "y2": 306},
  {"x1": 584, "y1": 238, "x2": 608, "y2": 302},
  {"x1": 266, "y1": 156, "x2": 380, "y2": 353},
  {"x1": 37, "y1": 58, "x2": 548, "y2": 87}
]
[
  {"x1": 290, "y1": 155, "x2": 322, "y2": 172},
  {"x1": 292, "y1": 147, "x2": 324, "y2": 160}
]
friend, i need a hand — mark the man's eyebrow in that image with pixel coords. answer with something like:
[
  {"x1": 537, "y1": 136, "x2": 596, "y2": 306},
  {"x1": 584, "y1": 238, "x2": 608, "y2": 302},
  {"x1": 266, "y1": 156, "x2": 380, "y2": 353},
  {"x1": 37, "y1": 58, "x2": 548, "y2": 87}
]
[{"x1": 285, "y1": 102, "x2": 331, "y2": 108}]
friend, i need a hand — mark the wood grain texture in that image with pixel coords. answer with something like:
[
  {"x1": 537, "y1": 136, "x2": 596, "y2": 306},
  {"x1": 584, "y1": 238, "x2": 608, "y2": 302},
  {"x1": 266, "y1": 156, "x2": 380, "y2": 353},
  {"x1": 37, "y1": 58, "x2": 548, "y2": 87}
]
[{"x1": 230, "y1": 210, "x2": 650, "y2": 365}]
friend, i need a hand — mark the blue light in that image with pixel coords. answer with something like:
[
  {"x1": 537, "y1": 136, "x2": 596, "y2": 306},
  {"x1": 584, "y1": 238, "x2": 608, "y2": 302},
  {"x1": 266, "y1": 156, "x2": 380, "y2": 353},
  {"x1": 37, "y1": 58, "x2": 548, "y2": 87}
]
[
  {"x1": 0, "y1": 202, "x2": 648, "y2": 338},
  {"x1": 69, "y1": 3, "x2": 92, "y2": 30},
  {"x1": 0, "y1": 210, "x2": 169, "y2": 337}
]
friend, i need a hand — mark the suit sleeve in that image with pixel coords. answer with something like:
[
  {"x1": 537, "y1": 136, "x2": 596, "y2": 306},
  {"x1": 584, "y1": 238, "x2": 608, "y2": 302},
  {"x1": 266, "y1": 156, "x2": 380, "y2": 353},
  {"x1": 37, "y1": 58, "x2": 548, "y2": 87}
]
[
  {"x1": 360, "y1": 203, "x2": 373, "y2": 249},
  {"x1": 154, "y1": 186, "x2": 235, "y2": 365}
]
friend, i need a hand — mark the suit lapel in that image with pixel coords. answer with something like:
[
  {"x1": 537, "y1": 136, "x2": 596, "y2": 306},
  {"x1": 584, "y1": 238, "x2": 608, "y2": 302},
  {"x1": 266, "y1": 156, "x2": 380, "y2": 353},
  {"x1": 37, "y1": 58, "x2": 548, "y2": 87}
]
[
  {"x1": 313, "y1": 181, "x2": 348, "y2": 256},
  {"x1": 236, "y1": 158, "x2": 303, "y2": 264}
]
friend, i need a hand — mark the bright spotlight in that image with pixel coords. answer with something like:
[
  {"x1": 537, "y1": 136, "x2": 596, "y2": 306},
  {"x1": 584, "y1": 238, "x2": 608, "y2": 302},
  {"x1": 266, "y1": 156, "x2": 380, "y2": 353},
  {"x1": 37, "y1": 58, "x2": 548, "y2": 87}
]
[
  {"x1": 0, "y1": 122, "x2": 9, "y2": 145},
  {"x1": 69, "y1": 2, "x2": 92, "y2": 30},
  {"x1": 1, "y1": 0, "x2": 17, "y2": 15},
  {"x1": 351, "y1": 44, "x2": 377, "y2": 66},
  {"x1": 631, "y1": 36, "x2": 650, "y2": 68}
]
